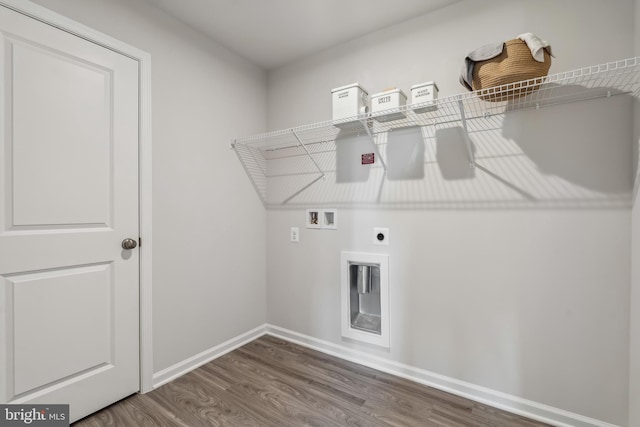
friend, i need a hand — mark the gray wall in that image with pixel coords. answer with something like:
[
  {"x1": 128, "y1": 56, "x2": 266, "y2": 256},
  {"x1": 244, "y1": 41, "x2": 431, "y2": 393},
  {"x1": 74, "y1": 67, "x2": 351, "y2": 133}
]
[
  {"x1": 29, "y1": 0, "x2": 268, "y2": 373},
  {"x1": 266, "y1": 0, "x2": 634, "y2": 424},
  {"x1": 631, "y1": 0, "x2": 640, "y2": 424}
]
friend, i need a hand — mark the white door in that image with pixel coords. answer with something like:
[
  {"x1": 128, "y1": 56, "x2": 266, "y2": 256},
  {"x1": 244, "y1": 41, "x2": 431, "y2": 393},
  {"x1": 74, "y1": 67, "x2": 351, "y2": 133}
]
[{"x1": 0, "y1": 6, "x2": 140, "y2": 422}]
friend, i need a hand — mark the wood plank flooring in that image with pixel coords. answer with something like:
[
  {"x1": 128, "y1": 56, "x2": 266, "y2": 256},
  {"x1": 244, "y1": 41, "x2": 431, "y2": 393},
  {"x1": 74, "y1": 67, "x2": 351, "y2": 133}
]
[{"x1": 73, "y1": 335, "x2": 550, "y2": 426}]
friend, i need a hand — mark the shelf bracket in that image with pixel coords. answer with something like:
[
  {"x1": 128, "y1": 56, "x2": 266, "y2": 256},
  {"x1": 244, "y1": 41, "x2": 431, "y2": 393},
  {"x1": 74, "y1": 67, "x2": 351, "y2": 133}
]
[
  {"x1": 281, "y1": 175, "x2": 325, "y2": 205},
  {"x1": 457, "y1": 99, "x2": 476, "y2": 169},
  {"x1": 359, "y1": 119, "x2": 387, "y2": 172},
  {"x1": 291, "y1": 129, "x2": 325, "y2": 178}
]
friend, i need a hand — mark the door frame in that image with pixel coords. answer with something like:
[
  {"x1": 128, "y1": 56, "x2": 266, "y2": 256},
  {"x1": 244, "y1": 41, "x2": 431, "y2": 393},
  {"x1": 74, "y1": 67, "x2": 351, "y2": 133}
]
[{"x1": 0, "y1": 0, "x2": 154, "y2": 393}]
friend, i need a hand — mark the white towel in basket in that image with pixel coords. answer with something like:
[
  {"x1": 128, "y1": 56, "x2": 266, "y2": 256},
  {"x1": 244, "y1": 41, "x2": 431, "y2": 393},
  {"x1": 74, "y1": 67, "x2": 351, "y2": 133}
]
[{"x1": 517, "y1": 33, "x2": 554, "y2": 62}]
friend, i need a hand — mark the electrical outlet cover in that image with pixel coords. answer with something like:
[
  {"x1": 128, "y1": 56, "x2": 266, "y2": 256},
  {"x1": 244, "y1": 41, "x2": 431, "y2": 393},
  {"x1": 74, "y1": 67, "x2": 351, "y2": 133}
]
[{"x1": 322, "y1": 209, "x2": 338, "y2": 229}]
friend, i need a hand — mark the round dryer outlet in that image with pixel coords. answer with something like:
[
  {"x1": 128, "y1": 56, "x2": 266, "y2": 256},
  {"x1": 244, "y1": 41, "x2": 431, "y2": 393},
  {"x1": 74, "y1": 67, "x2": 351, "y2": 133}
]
[{"x1": 373, "y1": 227, "x2": 389, "y2": 245}]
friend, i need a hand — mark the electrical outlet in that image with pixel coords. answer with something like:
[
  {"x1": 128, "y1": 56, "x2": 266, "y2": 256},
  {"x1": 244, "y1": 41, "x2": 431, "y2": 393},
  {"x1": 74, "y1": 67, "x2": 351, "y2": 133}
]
[
  {"x1": 290, "y1": 227, "x2": 300, "y2": 243},
  {"x1": 373, "y1": 227, "x2": 389, "y2": 245}
]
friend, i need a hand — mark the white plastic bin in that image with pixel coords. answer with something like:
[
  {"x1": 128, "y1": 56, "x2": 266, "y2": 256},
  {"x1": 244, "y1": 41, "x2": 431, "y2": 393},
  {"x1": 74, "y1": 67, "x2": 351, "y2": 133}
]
[
  {"x1": 411, "y1": 81, "x2": 438, "y2": 113},
  {"x1": 370, "y1": 88, "x2": 407, "y2": 122},
  {"x1": 331, "y1": 83, "x2": 368, "y2": 122}
]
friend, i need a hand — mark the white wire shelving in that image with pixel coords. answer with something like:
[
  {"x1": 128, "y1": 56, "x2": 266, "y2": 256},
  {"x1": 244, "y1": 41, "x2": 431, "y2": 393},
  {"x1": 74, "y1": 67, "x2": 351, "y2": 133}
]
[{"x1": 232, "y1": 57, "x2": 640, "y2": 208}]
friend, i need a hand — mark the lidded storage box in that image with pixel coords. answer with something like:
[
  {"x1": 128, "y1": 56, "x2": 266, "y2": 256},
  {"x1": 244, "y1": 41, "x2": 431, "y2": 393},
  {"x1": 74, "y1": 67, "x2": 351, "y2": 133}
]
[
  {"x1": 370, "y1": 88, "x2": 407, "y2": 122},
  {"x1": 411, "y1": 81, "x2": 439, "y2": 113},
  {"x1": 331, "y1": 83, "x2": 369, "y2": 122}
]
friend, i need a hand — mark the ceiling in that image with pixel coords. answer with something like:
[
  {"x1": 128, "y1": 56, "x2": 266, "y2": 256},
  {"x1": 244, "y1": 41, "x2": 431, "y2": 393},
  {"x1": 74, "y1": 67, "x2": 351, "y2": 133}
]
[{"x1": 144, "y1": 0, "x2": 461, "y2": 70}]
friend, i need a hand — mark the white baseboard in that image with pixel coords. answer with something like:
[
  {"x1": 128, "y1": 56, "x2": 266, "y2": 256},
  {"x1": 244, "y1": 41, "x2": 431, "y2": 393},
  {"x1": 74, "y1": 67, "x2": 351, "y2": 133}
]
[
  {"x1": 151, "y1": 323, "x2": 619, "y2": 427},
  {"x1": 264, "y1": 324, "x2": 620, "y2": 427},
  {"x1": 152, "y1": 324, "x2": 267, "y2": 388}
]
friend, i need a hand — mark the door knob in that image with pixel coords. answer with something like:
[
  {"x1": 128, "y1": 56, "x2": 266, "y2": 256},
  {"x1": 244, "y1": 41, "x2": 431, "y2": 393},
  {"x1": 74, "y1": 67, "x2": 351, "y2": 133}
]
[{"x1": 122, "y1": 238, "x2": 138, "y2": 250}]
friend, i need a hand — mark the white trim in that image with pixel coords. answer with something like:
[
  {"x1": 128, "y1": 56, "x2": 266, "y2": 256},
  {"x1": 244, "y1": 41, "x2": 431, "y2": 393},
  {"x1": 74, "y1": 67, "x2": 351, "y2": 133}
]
[
  {"x1": 0, "y1": 0, "x2": 154, "y2": 394},
  {"x1": 265, "y1": 324, "x2": 621, "y2": 427},
  {"x1": 152, "y1": 325, "x2": 267, "y2": 389},
  {"x1": 138, "y1": 49, "x2": 153, "y2": 394}
]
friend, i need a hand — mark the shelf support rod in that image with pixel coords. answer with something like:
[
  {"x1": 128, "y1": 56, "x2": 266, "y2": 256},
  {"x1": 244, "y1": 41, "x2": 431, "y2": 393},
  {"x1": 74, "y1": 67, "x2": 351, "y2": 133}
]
[
  {"x1": 281, "y1": 175, "x2": 325, "y2": 205},
  {"x1": 457, "y1": 99, "x2": 476, "y2": 169},
  {"x1": 291, "y1": 129, "x2": 325, "y2": 178},
  {"x1": 359, "y1": 119, "x2": 387, "y2": 172}
]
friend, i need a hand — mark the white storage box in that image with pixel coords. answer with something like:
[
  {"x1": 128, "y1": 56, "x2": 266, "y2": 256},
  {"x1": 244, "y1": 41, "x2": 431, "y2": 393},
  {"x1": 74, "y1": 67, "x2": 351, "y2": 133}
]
[
  {"x1": 331, "y1": 83, "x2": 368, "y2": 122},
  {"x1": 411, "y1": 81, "x2": 439, "y2": 113},
  {"x1": 370, "y1": 88, "x2": 407, "y2": 122}
]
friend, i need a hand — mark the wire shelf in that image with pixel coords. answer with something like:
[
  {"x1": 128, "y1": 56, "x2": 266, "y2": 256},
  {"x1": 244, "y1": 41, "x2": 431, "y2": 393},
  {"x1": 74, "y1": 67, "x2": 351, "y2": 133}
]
[{"x1": 232, "y1": 57, "x2": 640, "y2": 208}]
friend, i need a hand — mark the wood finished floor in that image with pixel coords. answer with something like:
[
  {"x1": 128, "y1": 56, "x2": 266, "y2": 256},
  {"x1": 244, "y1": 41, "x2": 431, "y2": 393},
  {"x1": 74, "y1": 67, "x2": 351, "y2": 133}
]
[{"x1": 74, "y1": 336, "x2": 550, "y2": 426}]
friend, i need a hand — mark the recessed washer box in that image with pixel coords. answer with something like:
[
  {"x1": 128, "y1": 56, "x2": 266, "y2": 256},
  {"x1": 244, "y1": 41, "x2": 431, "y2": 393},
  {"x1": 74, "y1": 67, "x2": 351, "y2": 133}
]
[
  {"x1": 322, "y1": 209, "x2": 338, "y2": 229},
  {"x1": 341, "y1": 251, "x2": 389, "y2": 348}
]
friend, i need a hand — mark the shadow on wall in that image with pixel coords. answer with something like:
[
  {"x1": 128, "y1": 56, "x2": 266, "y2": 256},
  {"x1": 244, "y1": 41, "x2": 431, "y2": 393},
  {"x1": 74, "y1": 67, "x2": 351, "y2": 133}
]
[
  {"x1": 336, "y1": 132, "x2": 375, "y2": 183},
  {"x1": 501, "y1": 88, "x2": 633, "y2": 195},
  {"x1": 434, "y1": 127, "x2": 476, "y2": 181}
]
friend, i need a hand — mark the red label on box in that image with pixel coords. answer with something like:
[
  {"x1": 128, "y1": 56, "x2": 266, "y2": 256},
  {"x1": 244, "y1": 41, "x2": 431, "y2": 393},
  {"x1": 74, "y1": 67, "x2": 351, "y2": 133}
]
[{"x1": 361, "y1": 153, "x2": 375, "y2": 165}]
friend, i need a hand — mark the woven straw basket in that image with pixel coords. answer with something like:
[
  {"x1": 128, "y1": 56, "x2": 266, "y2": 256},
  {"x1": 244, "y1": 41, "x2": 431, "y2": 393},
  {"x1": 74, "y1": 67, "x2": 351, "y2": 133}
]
[{"x1": 472, "y1": 39, "x2": 551, "y2": 102}]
